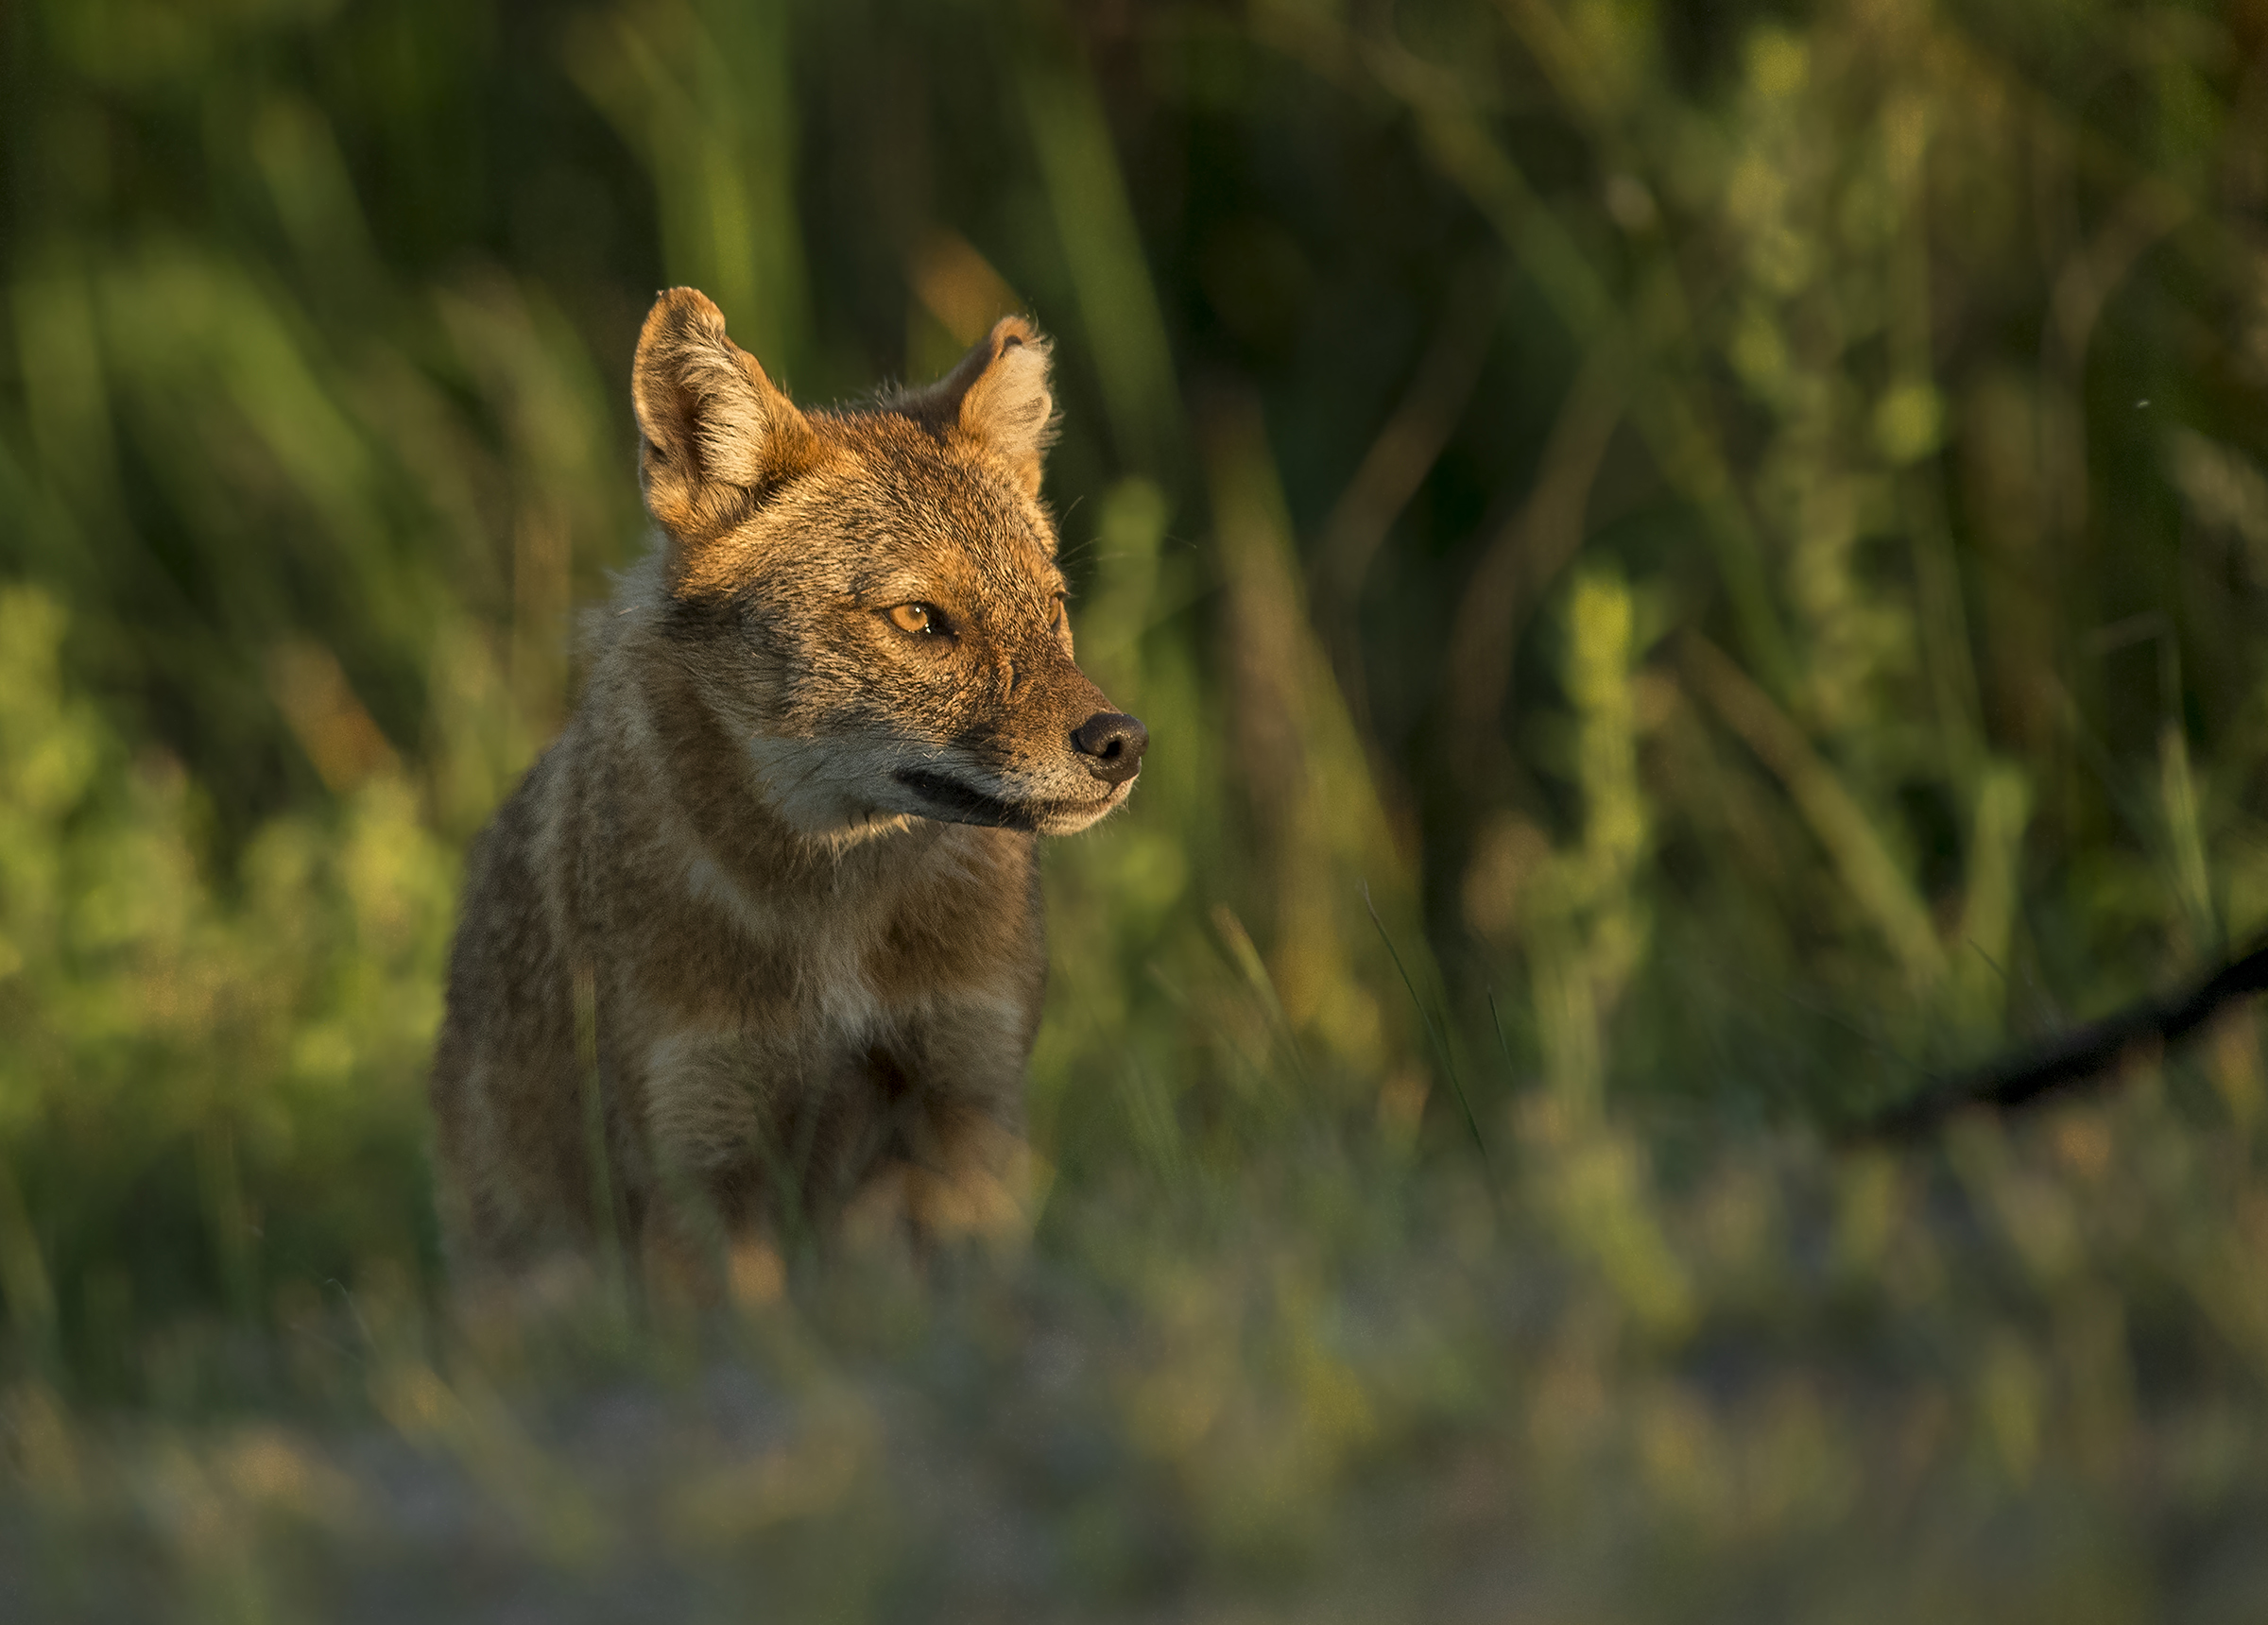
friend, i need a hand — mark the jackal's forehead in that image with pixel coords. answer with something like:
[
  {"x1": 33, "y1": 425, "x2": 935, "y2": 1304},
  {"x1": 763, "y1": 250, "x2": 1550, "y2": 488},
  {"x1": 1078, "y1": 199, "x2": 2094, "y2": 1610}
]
[{"x1": 798, "y1": 418, "x2": 1063, "y2": 605}]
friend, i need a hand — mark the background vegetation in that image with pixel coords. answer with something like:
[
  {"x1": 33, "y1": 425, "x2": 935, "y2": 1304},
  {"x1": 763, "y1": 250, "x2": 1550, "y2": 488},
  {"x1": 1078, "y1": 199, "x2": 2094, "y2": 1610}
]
[{"x1": 7, "y1": 0, "x2": 2268, "y2": 1616}]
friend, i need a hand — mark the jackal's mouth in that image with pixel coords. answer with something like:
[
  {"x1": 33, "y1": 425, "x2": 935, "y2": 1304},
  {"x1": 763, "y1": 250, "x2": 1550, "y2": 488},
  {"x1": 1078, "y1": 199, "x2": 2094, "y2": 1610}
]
[
  {"x1": 894, "y1": 768, "x2": 1126, "y2": 833},
  {"x1": 895, "y1": 769, "x2": 1032, "y2": 830}
]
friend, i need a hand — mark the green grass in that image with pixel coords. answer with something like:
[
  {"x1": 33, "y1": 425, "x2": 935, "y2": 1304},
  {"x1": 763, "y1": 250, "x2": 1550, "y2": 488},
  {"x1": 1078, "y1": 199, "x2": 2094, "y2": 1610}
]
[{"x1": 9, "y1": 0, "x2": 2268, "y2": 1616}]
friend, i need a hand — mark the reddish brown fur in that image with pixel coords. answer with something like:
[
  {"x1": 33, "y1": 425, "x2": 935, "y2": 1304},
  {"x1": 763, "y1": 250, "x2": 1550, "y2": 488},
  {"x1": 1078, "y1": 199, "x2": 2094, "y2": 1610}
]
[{"x1": 430, "y1": 289, "x2": 1139, "y2": 1279}]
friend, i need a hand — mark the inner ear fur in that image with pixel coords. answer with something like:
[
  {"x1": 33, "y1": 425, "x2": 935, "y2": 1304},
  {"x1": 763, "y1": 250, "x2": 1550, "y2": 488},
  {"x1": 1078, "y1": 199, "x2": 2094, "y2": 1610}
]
[
  {"x1": 631, "y1": 287, "x2": 818, "y2": 541},
  {"x1": 903, "y1": 316, "x2": 1059, "y2": 498}
]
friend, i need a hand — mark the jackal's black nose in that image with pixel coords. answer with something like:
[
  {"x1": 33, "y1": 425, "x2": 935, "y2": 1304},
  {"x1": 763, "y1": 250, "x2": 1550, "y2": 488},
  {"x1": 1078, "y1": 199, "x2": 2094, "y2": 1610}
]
[{"x1": 1072, "y1": 711, "x2": 1148, "y2": 786}]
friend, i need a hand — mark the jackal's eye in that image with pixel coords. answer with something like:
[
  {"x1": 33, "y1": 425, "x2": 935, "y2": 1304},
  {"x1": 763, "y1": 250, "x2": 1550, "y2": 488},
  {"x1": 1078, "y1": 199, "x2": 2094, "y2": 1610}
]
[
  {"x1": 887, "y1": 602, "x2": 949, "y2": 637},
  {"x1": 1049, "y1": 594, "x2": 1068, "y2": 630}
]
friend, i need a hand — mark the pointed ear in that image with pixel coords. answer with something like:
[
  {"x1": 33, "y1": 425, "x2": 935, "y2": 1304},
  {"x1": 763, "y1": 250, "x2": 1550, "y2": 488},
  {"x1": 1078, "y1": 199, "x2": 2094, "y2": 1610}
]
[
  {"x1": 911, "y1": 316, "x2": 1059, "y2": 498},
  {"x1": 630, "y1": 287, "x2": 817, "y2": 540}
]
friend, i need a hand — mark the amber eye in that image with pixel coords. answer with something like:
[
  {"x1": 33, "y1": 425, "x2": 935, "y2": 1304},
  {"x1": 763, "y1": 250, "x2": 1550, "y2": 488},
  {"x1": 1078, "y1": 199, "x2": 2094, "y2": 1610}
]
[
  {"x1": 888, "y1": 603, "x2": 945, "y2": 636},
  {"x1": 1050, "y1": 594, "x2": 1068, "y2": 629}
]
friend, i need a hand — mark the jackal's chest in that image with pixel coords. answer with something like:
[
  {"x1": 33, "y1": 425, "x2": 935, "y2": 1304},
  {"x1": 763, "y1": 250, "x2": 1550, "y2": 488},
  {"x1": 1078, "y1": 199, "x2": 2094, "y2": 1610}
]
[
  {"x1": 622, "y1": 841, "x2": 1036, "y2": 1088},
  {"x1": 641, "y1": 861, "x2": 898, "y2": 1035},
  {"x1": 622, "y1": 857, "x2": 1037, "y2": 1178}
]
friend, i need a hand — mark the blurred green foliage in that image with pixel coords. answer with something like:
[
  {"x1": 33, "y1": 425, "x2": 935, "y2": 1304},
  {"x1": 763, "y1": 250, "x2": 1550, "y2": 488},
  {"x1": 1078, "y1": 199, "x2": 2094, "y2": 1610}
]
[{"x1": 9, "y1": 0, "x2": 2268, "y2": 1615}]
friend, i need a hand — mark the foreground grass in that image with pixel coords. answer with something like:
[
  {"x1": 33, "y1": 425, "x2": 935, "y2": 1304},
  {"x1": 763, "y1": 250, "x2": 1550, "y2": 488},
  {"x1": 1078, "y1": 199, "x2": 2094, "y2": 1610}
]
[{"x1": 9, "y1": 1050, "x2": 2268, "y2": 1621}]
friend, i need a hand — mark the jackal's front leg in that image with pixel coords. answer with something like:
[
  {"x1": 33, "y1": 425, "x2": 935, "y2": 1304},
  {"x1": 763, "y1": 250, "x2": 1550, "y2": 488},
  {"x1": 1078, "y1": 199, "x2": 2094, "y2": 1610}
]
[{"x1": 845, "y1": 995, "x2": 1042, "y2": 1251}]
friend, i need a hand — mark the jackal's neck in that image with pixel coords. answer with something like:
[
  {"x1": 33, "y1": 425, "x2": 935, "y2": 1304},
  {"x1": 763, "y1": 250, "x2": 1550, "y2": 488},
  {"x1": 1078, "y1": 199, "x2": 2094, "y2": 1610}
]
[{"x1": 597, "y1": 636, "x2": 931, "y2": 892}]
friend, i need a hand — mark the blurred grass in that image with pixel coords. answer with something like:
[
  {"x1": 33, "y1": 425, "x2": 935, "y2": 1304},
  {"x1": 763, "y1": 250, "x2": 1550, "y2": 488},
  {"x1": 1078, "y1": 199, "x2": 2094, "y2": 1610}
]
[{"x1": 9, "y1": 0, "x2": 2268, "y2": 1616}]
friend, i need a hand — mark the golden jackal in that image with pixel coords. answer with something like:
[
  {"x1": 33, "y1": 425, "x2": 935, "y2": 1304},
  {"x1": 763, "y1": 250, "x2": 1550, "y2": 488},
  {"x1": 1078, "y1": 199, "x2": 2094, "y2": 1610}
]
[{"x1": 429, "y1": 288, "x2": 1145, "y2": 1277}]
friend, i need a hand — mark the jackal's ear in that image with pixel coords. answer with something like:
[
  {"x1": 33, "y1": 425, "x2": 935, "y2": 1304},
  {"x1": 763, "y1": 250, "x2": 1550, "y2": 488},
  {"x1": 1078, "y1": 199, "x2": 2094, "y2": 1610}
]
[
  {"x1": 913, "y1": 316, "x2": 1058, "y2": 499},
  {"x1": 630, "y1": 287, "x2": 817, "y2": 540}
]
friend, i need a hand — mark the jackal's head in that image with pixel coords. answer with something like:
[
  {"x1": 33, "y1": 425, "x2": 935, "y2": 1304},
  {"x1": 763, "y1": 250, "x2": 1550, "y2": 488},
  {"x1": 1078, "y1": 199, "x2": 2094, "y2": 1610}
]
[{"x1": 629, "y1": 287, "x2": 1146, "y2": 840}]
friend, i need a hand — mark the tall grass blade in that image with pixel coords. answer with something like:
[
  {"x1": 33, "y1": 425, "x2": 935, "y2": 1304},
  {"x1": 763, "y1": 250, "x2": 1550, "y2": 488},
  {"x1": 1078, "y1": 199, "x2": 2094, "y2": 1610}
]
[{"x1": 1363, "y1": 881, "x2": 1485, "y2": 1157}]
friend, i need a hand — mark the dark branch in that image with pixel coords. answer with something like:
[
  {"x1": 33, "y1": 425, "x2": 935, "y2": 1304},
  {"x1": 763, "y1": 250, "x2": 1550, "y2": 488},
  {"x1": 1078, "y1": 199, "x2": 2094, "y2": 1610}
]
[{"x1": 1867, "y1": 940, "x2": 2268, "y2": 1138}]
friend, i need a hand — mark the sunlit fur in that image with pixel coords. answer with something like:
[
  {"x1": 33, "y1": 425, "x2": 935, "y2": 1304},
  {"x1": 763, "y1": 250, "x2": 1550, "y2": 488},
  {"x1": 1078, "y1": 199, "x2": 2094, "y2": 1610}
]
[{"x1": 429, "y1": 289, "x2": 1138, "y2": 1280}]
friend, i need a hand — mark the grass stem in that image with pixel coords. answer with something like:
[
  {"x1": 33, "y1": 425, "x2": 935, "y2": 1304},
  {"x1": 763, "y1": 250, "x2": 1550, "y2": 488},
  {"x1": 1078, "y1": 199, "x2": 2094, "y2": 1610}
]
[{"x1": 1363, "y1": 881, "x2": 1486, "y2": 1158}]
